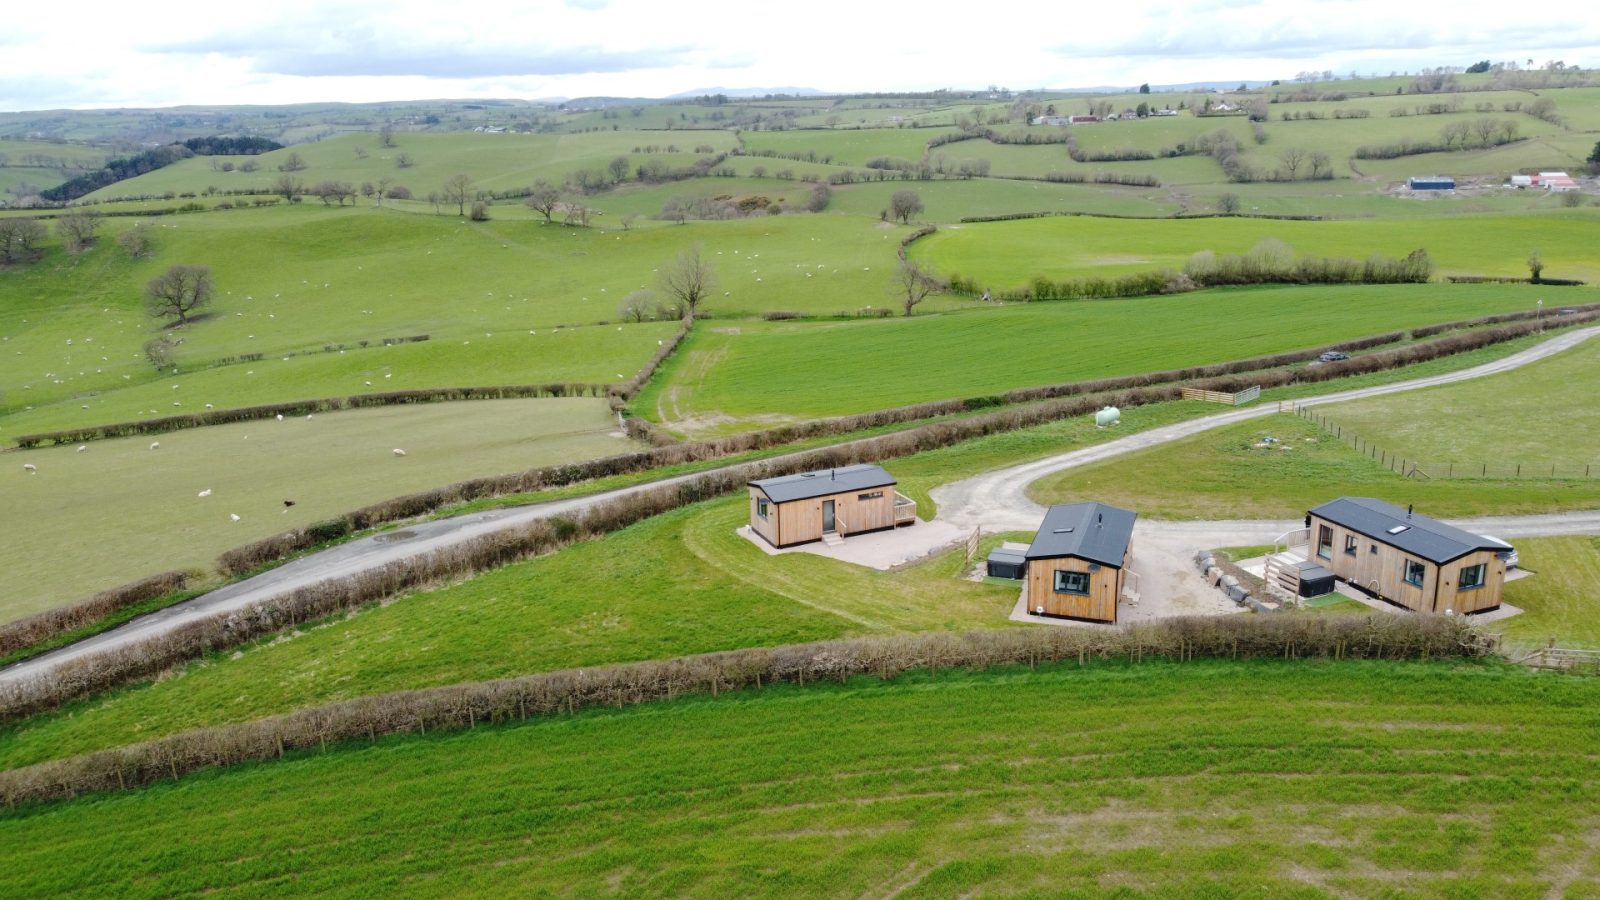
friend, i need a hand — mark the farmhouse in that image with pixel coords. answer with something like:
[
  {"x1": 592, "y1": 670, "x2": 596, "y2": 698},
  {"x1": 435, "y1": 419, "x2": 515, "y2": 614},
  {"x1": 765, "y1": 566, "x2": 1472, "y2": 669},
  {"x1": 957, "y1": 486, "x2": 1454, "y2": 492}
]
[
  {"x1": 1305, "y1": 497, "x2": 1511, "y2": 614},
  {"x1": 1031, "y1": 115, "x2": 1070, "y2": 126},
  {"x1": 747, "y1": 464, "x2": 915, "y2": 548},
  {"x1": 1023, "y1": 502, "x2": 1137, "y2": 623},
  {"x1": 1407, "y1": 176, "x2": 1455, "y2": 190}
]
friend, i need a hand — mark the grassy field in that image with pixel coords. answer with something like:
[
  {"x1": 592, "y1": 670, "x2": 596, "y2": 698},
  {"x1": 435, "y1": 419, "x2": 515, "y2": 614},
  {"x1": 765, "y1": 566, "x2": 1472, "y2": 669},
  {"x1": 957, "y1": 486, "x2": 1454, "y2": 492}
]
[
  {"x1": 740, "y1": 127, "x2": 958, "y2": 164},
  {"x1": 0, "y1": 499, "x2": 1020, "y2": 770},
  {"x1": 82, "y1": 131, "x2": 739, "y2": 201},
  {"x1": 1322, "y1": 331, "x2": 1600, "y2": 474},
  {"x1": 8, "y1": 660, "x2": 1600, "y2": 897},
  {"x1": 0, "y1": 138, "x2": 109, "y2": 198},
  {"x1": 1498, "y1": 537, "x2": 1600, "y2": 648},
  {"x1": 1030, "y1": 411, "x2": 1600, "y2": 519},
  {"x1": 912, "y1": 210, "x2": 1600, "y2": 288},
  {"x1": 0, "y1": 398, "x2": 634, "y2": 620},
  {"x1": 638, "y1": 283, "x2": 1550, "y2": 428}
]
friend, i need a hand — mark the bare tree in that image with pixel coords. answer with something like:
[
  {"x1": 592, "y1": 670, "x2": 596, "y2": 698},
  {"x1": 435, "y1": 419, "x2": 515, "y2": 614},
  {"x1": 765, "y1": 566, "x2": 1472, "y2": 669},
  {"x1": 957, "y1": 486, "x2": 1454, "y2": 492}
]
[
  {"x1": 1471, "y1": 117, "x2": 1499, "y2": 146},
  {"x1": 1217, "y1": 193, "x2": 1241, "y2": 214},
  {"x1": 470, "y1": 200, "x2": 491, "y2": 221},
  {"x1": 277, "y1": 151, "x2": 307, "y2": 172},
  {"x1": 117, "y1": 222, "x2": 152, "y2": 259},
  {"x1": 354, "y1": 145, "x2": 368, "y2": 160},
  {"x1": 617, "y1": 289, "x2": 654, "y2": 322},
  {"x1": 562, "y1": 201, "x2": 592, "y2": 227},
  {"x1": 524, "y1": 180, "x2": 561, "y2": 222},
  {"x1": 893, "y1": 258, "x2": 938, "y2": 317},
  {"x1": 607, "y1": 155, "x2": 630, "y2": 182},
  {"x1": 54, "y1": 210, "x2": 103, "y2": 253},
  {"x1": 1278, "y1": 147, "x2": 1306, "y2": 180},
  {"x1": 312, "y1": 181, "x2": 356, "y2": 206},
  {"x1": 658, "y1": 245, "x2": 715, "y2": 318},
  {"x1": 661, "y1": 195, "x2": 689, "y2": 224},
  {"x1": 889, "y1": 189, "x2": 923, "y2": 224},
  {"x1": 272, "y1": 174, "x2": 303, "y2": 201},
  {"x1": 379, "y1": 124, "x2": 396, "y2": 148},
  {"x1": 395, "y1": 153, "x2": 414, "y2": 169},
  {"x1": 441, "y1": 174, "x2": 473, "y2": 215},
  {"x1": 1309, "y1": 151, "x2": 1332, "y2": 179},
  {"x1": 375, "y1": 176, "x2": 394, "y2": 206},
  {"x1": 0, "y1": 217, "x2": 46, "y2": 263},
  {"x1": 620, "y1": 212, "x2": 639, "y2": 230},
  {"x1": 144, "y1": 265, "x2": 214, "y2": 326}
]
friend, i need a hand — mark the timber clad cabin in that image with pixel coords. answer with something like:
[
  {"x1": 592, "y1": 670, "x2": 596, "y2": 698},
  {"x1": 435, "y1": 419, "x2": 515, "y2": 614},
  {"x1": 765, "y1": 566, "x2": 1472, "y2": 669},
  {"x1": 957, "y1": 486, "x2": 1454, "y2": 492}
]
[
  {"x1": 1024, "y1": 502, "x2": 1137, "y2": 623},
  {"x1": 747, "y1": 464, "x2": 916, "y2": 548},
  {"x1": 1307, "y1": 497, "x2": 1511, "y2": 614}
]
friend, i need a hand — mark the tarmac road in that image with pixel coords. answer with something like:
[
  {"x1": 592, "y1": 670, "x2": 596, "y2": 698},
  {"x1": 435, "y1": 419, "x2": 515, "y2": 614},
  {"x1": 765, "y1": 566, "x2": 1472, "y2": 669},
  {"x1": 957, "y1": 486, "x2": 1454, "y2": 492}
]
[{"x1": 6, "y1": 325, "x2": 1598, "y2": 686}]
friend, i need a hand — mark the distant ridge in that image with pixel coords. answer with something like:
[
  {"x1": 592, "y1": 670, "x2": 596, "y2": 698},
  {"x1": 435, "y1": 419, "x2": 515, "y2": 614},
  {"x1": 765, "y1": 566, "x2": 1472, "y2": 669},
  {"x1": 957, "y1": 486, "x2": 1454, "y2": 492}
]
[{"x1": 668, "y1": 86, "x2": 826, "y2": 98}]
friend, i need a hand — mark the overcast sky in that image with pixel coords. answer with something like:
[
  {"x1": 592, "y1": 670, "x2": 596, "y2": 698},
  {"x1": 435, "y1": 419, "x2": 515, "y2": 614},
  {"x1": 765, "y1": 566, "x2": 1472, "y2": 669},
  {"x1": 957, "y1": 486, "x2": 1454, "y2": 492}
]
[{"x1": 5, "y1": 0, "x2": 1598, "y2": 111}]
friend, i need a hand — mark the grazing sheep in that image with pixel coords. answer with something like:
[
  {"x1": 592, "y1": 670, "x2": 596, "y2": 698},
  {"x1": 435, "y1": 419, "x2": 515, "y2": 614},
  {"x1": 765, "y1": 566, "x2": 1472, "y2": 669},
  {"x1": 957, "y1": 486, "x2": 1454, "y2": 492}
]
[
  {"x1": 276, "y1": 414, "x2": 284, "y2": 421},
  {"x1": 23, "y1": 463, "x2": 36, "y2": 473},
  {"x1": 149, "y1": 442, "x2": 160, "y2": 450},
  {"x1": 393, "y1": 448, "x2": 407, "y2": 457},
  {"x1": 76, "y1": 445, "x2": 87, "y2": 453},
  {"x1": 198, "y1": 489, "x2": 212, "y2": 498},
  {"x1": 229, "y1": 514, "x2": 241, "y2": 522}
]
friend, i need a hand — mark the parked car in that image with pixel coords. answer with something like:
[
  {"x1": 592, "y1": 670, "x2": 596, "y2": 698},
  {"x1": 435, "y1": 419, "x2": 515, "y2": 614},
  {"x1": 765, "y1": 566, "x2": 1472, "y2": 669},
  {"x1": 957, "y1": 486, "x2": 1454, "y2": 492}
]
[
  {"x1": 1318, "y1": 350, "x2": 1350, "y2": 362},
  {"x1": 1483, "y1": 535, "x2": 1519, "y2": 569}
]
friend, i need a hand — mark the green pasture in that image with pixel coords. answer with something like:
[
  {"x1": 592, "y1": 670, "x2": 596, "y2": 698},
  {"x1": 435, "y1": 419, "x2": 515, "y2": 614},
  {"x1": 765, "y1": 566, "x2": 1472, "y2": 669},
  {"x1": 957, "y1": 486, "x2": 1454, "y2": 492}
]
[
  {"x1": 1244, "y1": 112, "x2": 1569, "y2": 178},
  {"x1": 639, "y1": 283, "x2": 1554, "y2": 428},
  {"x1": 0, "y1": 138, "x2": 111, "y2": 197},
  {"x1": 913, "y1": 210, "x2": 1600, "y2": 288},
  {"x1": 0, "y1": 206, "x2": 910, "y2": 428},
  {"x1": 1498, "y1": 537, "x2": 1600, "y2": 648},
  {"x1": 1323, "y1": 331, "x2": 1600, "y2": 472},
  {"x1": 740, "y1": 127, "x2": 957, "y2": 164},
  {"x1": 1189, "y1": 179, "x2": 1565, "y2": 219},
  {"x1": 1030, "y1": 412, "x2": 1600, "y2": 519},
  {"x1": 0, "y1": 397, "x2": 633, "y2": 620},
  {"x1": 83, "y1": 131, "x2": 738, "y2": 201},
  {"x1": 10, "y1": 660, "x2": 1600, "y2": 897},
  {"x1": 1354, "y1": 131, "x2": 1600, "y2": 182}
]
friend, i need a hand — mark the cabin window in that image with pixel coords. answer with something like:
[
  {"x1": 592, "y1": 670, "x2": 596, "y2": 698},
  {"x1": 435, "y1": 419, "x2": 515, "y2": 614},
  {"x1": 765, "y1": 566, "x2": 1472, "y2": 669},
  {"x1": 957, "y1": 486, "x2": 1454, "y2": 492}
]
[
  {"x1": 858, "y1": 491, "x2": 884, "y2": 501},
  {"x1": 1054, "y1": 570, "x2": 1091, "y2": 595},
  {"x1": 756, "y1": 498, "x2": 769, "y2": 519},
  {"x1": 1344, "y1": 535, "x2": 1358, "y2": 556},
  {"x1": 1459, "y1": 563, "x2": 1487, "y2": 590},
  {"x1": 1403, "y1": 559, "x2": 1427, "y2": 587},
  {"x1": 1316, "y1": 525, "x2": 1333, "y2": 560}
]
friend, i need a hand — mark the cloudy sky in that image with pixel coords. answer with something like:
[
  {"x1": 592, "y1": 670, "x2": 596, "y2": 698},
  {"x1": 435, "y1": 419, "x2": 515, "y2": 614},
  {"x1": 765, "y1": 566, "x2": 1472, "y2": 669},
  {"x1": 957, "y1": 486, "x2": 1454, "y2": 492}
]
[{"x1": 5, "y1": 0, "x2": 1598, "y2": 110}]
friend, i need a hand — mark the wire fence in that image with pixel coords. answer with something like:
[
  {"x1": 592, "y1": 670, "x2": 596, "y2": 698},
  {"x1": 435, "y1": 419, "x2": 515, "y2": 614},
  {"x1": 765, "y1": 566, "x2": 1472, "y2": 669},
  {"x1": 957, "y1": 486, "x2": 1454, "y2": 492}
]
[{"x1": 1294, "y1": 406, "x2": 1600, "y2": 480}]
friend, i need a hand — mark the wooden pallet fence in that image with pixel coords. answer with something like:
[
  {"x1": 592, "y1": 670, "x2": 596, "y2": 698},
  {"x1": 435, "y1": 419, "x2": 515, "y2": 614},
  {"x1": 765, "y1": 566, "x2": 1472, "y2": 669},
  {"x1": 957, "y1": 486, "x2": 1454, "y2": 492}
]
[{"x1": 1180, "y1": 384, "x2": 1261, "y2": 405}]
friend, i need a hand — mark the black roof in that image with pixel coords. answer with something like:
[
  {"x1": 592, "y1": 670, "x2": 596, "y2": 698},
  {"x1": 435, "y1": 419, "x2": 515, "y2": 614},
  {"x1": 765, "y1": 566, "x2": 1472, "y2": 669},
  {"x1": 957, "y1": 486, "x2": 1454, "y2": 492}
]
[
  {"x1": 1024, "y1": 502, "x2": 1137, "y2": 568},
  {"x1": 750, "y1": 464, "x2": 896, "y2": 504},
  {"x1": 1309, "y1": 497, "x2": 1506, "y2": 565}
]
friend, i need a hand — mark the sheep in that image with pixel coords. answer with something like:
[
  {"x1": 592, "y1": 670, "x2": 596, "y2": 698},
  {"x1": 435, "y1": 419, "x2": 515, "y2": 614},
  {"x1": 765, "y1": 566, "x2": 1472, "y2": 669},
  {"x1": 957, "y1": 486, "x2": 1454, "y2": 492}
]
[
  {"x1": 229, "y1": 514, "x2": 241, "y2": 522},
  {"x1": 198, "y1": 489, "x2": 212, "y2": 498},
  {"x1": 149, "y1": 442, "x2": 160, "y2": 450},
  {"x1": 392, "y1": 448, "x2": 407, "y2": 457},
  {"x1": 23, "y1": 463, "x2": 36, "y2": 473},
  {"x1": 276, "y1": 414, "x2": 284, "y2": 421},
  {"x1": 76, "y1": 445, "x2": 87, "y2": 453}
]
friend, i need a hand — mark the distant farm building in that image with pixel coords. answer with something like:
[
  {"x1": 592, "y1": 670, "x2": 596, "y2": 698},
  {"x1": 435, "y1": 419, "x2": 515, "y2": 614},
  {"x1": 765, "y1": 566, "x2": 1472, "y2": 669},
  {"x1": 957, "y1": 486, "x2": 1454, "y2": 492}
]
[
  {"x1": 1033, "y1": 114, "x2": 1100, "y2": 125},
  {"x1": 1407, "y1": 176, "x2": 1456, "y2": 191},
  {"x1": 1023, "y1": 502, "x2": 1137, "y2": 623},
  {"x1": 1152, "y1": 107, "x2": 1179, "y2": 116},
  {"x1": 1304, "y1": 497, "x2": 1511, "y2": 614},
  {"x1": 747, "y1": 464, "x2": 915, "y2": 548},
  {"x1": 1510, "y1": 172, "x2": 1578, "y2": 191}
]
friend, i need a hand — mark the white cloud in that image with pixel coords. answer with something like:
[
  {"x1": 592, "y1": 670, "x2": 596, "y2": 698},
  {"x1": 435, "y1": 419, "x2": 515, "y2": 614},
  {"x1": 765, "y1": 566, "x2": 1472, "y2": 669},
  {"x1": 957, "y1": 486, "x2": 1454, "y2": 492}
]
[{"x1": 3, "y1": 0, "x2": 1598, "y2": 110}]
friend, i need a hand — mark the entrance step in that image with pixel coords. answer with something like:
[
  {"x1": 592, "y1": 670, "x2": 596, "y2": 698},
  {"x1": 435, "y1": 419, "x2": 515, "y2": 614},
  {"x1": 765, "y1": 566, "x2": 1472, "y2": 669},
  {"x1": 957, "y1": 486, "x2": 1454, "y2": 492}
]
[{"x1": 821, "y1": 532, "x2": 845, "y2": 547}]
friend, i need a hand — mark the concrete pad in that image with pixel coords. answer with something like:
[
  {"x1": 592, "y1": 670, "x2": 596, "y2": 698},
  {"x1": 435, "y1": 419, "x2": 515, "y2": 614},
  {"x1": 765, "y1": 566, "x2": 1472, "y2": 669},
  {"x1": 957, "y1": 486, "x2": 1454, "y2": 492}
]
[{"x1": 734, "y1": 519, "x2": 966, "y2": 571}]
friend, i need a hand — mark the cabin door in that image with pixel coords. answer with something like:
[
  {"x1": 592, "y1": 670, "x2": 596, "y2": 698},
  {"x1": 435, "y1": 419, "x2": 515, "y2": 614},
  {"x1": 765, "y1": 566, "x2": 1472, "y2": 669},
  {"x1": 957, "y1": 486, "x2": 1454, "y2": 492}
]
[{"x1": 822, "y1": 500, "x2": 836, "y2": 534}]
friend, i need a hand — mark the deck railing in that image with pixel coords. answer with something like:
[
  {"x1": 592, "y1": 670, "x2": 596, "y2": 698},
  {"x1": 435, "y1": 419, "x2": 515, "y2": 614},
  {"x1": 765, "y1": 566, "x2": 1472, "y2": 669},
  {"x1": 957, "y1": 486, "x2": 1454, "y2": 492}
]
[{"x1": 894, "y1": 492, "x2": 917, "y2": 524}]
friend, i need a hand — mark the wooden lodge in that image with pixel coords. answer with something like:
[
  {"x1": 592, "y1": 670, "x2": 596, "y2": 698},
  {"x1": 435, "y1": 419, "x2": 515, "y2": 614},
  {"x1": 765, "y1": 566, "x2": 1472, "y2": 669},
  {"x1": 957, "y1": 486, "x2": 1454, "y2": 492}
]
[
  {"x1": 1024, "y1": 502, "x2": 1137, "y2": 623},
  {"x1": 1306, "y1": 497, "x2": 1512, "y2": 614},
  {"x1": 747, "y1": 464, "x2": 916, "y2": 548}
]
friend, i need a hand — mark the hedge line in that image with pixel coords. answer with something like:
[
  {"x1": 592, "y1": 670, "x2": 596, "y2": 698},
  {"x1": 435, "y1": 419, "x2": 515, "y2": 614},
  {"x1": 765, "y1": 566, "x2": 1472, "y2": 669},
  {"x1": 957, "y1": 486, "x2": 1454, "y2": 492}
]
[
  {"x1": 0, "y1": 571, "x2": 189, "y2": 658},
  {"x1": 0, "y1": 615, "x2": 1491, "y2": 808},
  {"x1": 1446, "y1": 275, "x2": 1586, "y2": 286},
  {"x1": 14, "y1": 383, "x2": 612, "y2": 449},
  {"x1": 17, "y1": 311, "x2": 1595, "y2": 689}
]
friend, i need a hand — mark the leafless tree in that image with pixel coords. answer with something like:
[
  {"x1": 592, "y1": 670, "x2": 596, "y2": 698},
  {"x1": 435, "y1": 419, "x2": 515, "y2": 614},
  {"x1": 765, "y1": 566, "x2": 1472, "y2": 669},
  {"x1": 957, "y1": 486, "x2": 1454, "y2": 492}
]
[
  {"x1": 277, "y1": 151, "x2": 307, "y2": 172},
  {"x1": 354, "y1": 145, "x2": 368, "y2": 160},
  {"x1": 1472, "y1": 117, "x2": 1499, "y2": 146},
  {"x1": 1309, "y1": 151, "x2": 1332, "y2": 179},
  {"x1": 375, "y1": 176, "x2": 394, "y2": 206},
  {"x1": 470, "y1": 200, "x2": 491, "y2": 221},
  {"x1": 312, "y1": 181, "x2": 356, "y2": 206},
  {"x1": 889, "y1": 189, "x2": 923, "y2": 224},
  {"x1": 524, "y1": 180, "x2": 561, "y2": 222},
  {"x1": 617, "y1": 289, "x2": 654, "y2": 322},
  {"x1": 144, "y1": 265, "x2": 214, "y2": 326},
  {"x1": 272, "y1": 174, "x2": 303, "y2": 201},
  {"x1": 661, "y1": 195, "x2": 689, "y2": 224},
  {"x1": 607, "y1": 155, "x2": 630, "y2": 182},
  {"x1": 395, "y1": 153, "x2": 414, "y2": 169},
  {"x1": 893, "y1": 258, "x2": 938, "y2": 317},
  {"x1": 562, "y1": 201, "x2": 592, "y2": 227},
  {"x1": 620, "y1": 212, "x2": 639, "y2": 230},
  {"x1": 117, "y1": 222, "x2": 152, "y2": 258},
  {"x1": 55, "y1": 210, "x2": 103, "y2": 253},
  {"x1": 1217, "y1": 193, "x2": 1241, "y2": 214},
  {"x1": 658, "y1": 244, "x2": 715, "y2": 317},
  {"x1": 0, "y1": 217, "x2": 46, "y2": 263},
  {"x1": 379, "y1": 124, "x2": 396, "y2": 148},
  {"x1": 1278, "y1": 146, "x2": 1306, "y2": 180},
  {"x1": 441, "y1": 174, "x2": 473, "y2": 215}
]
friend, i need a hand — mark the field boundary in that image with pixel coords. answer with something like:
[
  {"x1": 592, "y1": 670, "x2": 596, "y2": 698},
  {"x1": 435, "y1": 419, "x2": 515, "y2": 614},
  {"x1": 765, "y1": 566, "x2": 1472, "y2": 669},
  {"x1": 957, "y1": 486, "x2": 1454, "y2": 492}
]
[
  {"x1": 1293, "y1": 405, "x2": 1600, "y2": 480},
  {"x1": 0, "y1": 615, "x2": 1489, "y2": 809}
]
